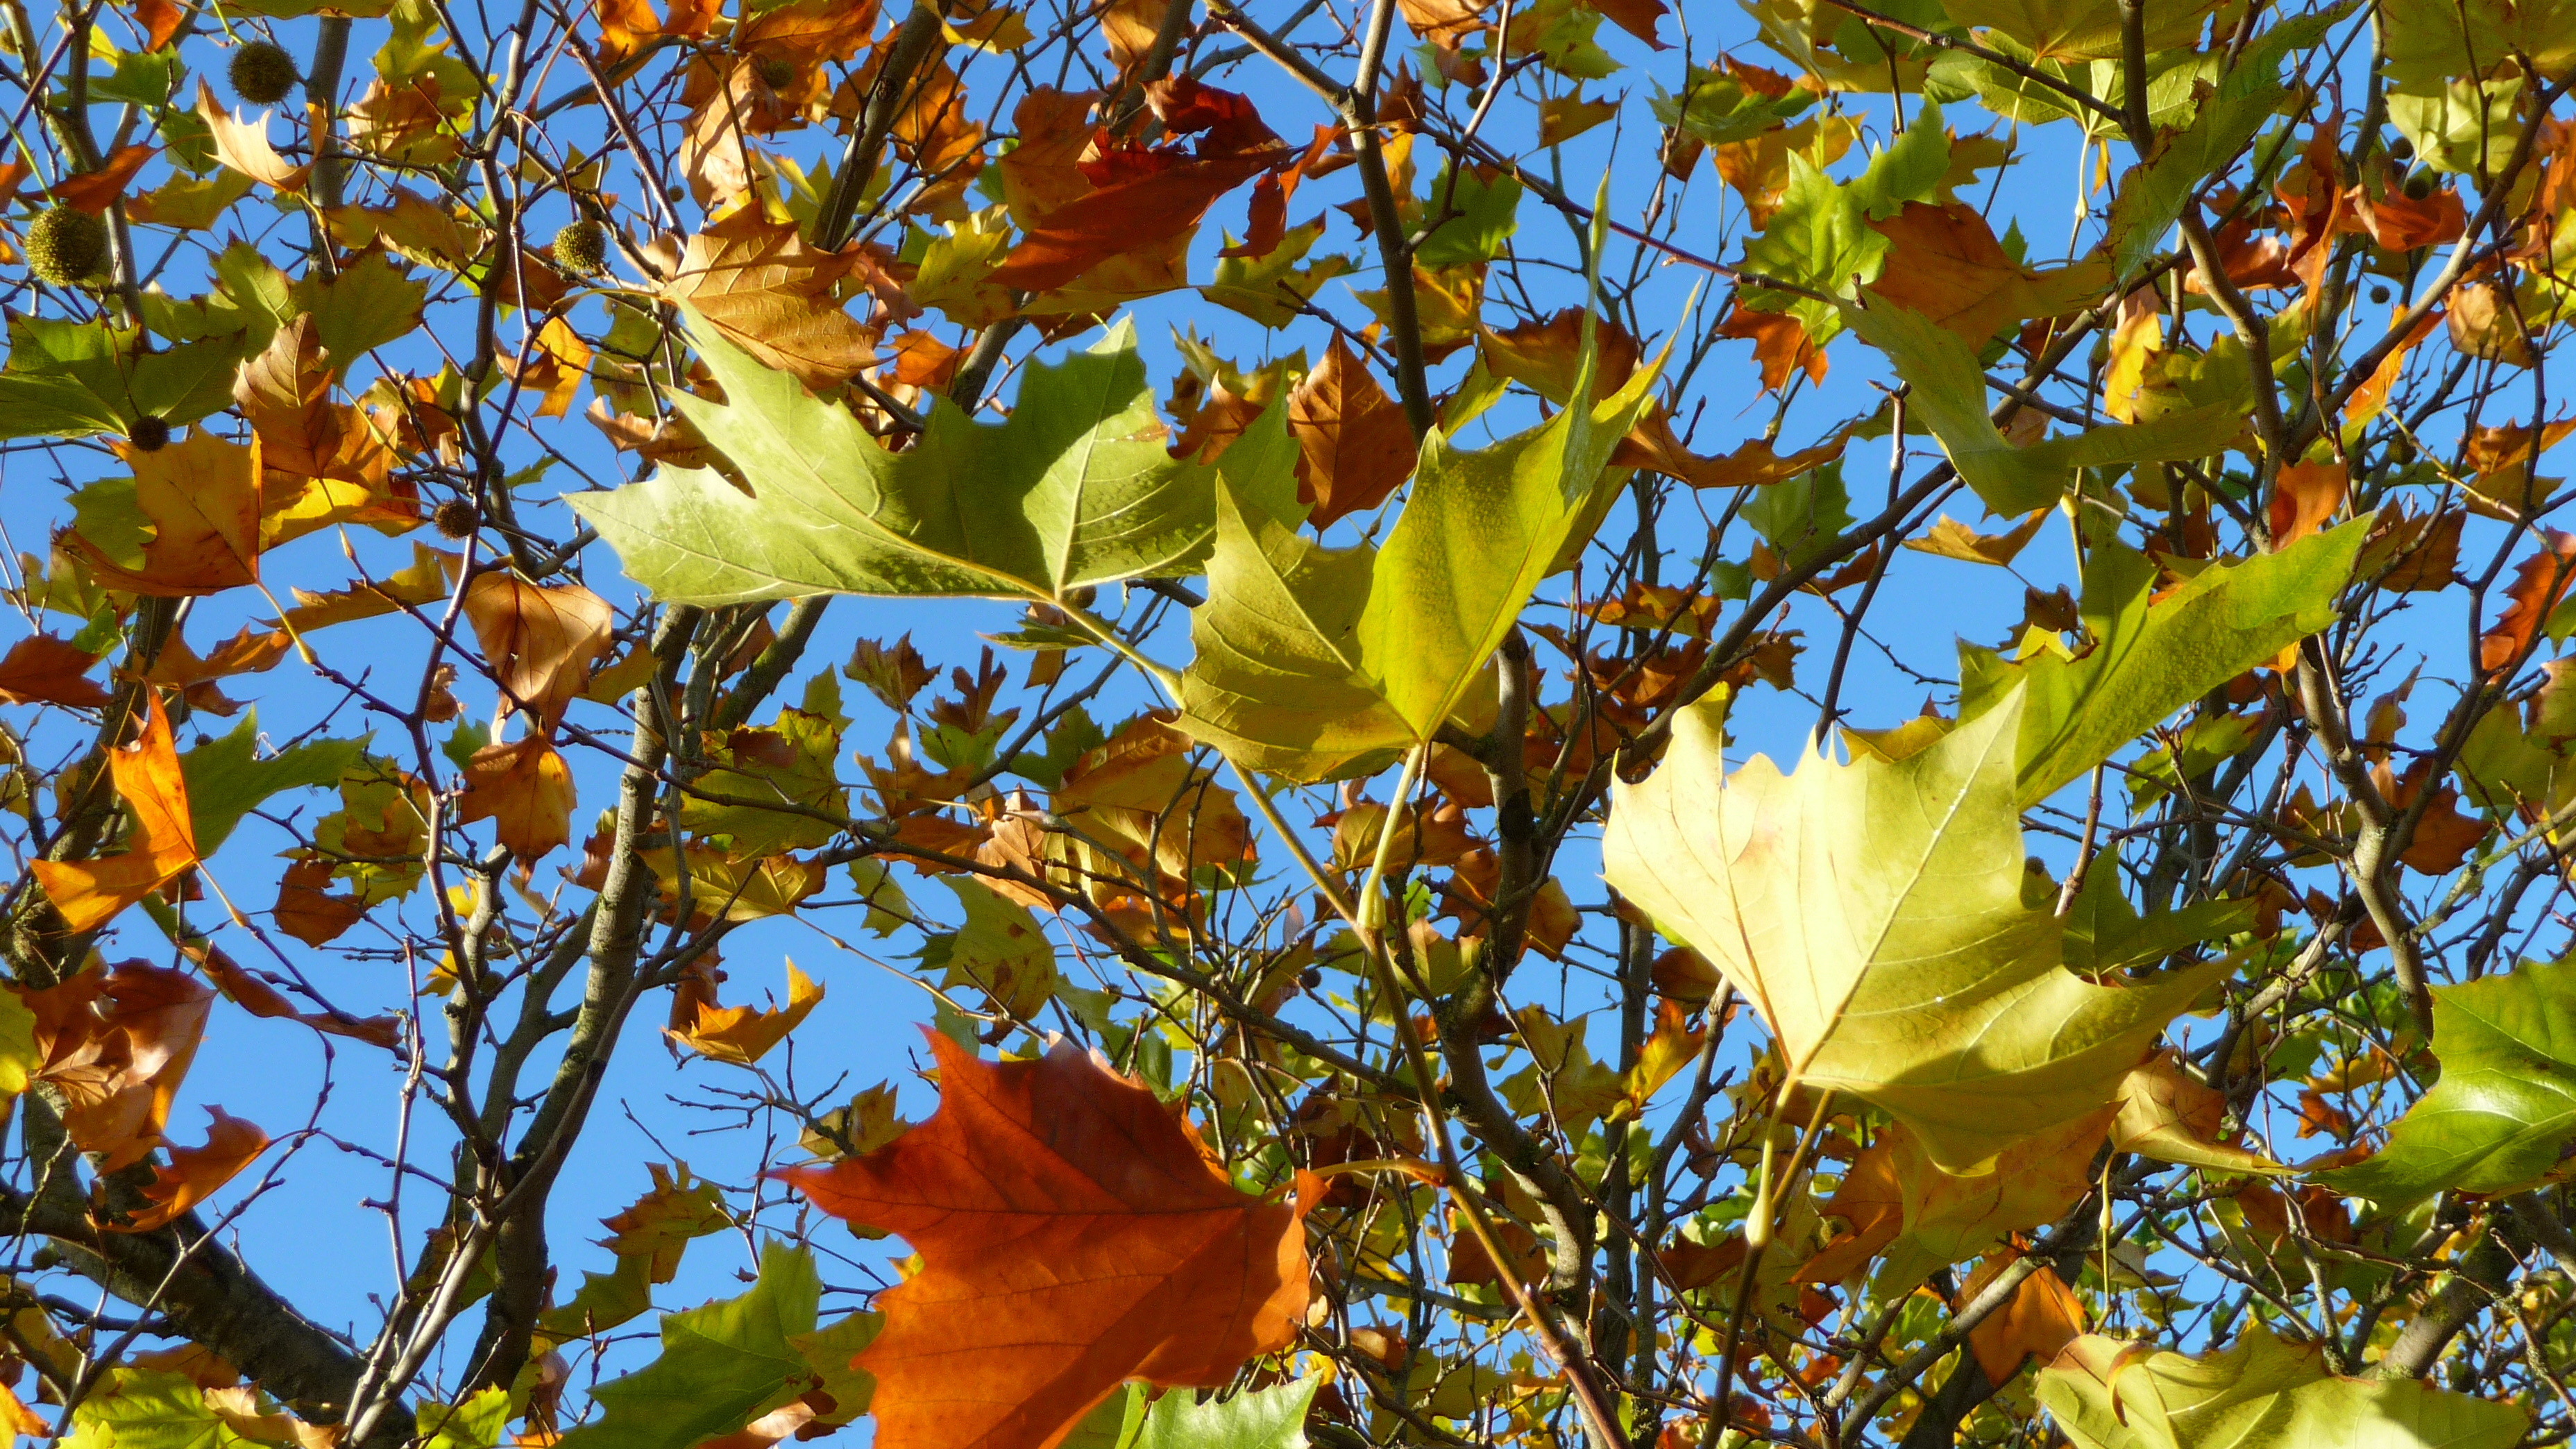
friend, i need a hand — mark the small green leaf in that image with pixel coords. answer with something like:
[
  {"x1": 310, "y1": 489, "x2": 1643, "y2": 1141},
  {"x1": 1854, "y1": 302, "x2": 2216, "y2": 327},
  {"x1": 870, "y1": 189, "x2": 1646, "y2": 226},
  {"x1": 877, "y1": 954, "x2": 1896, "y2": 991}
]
[
  {"x1": 556, "y1": 1243, "x2": 818, "y2": 1449},
  {"x1": 416, "y1": 1389, "x2": 512, "y2": 1449},
  {"x1": 1130, "y1": 1379, "x2": 1321, "y2": 1449}
]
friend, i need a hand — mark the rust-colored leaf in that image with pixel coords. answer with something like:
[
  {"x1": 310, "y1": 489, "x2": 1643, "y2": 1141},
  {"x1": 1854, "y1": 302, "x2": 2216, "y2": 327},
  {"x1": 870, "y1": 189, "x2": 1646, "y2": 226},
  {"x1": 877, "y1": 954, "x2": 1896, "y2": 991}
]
[
  {"x1": 457, "y1": 736, "x2": 577, "y2": 860},
  {"x1": 192, "y1": 940, "x2": 401, "y2": 1049},
  {"x1": 777, "y1": 1032, "x2": 1310, "y2": 1449},
  {"x1": 1864, "y1": 201, "x2": 2108, "y2": 344},
  {"x1": 52, "y1": 144, "x2": 158, "y2": 213},
  {"x1": 31, "y1": 694, "x2": 198, "y2": 933},
  {"x1": 2478, "y1": 529, "x2": 2576, "y2": 674},
  {"x1": 460, "y1": 571, "x2": 614, "y2": 730},
  {"x1": 1289, "y1": 337, "x2": 1417, "y2": 527},
  {"x1": 0, "y1": 634, "x2": 110, "y2": 707},
  {"x1": 1717, "y1": 305, "x2": 1827, "y2": 392},
  {"x1": 97, "y1": 1107, "x2": 268, "y2": 1234},
  {"x1": 273, "y1": 858, "x2": 366, "y2": 947}
]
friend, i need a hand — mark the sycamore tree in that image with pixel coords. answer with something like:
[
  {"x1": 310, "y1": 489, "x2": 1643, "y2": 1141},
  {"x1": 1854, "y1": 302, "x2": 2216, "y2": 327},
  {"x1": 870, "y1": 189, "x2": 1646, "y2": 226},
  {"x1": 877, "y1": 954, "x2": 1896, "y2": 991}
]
[{"x1": 7, "y1": 0, "x2": 2576, "y2": 1439}]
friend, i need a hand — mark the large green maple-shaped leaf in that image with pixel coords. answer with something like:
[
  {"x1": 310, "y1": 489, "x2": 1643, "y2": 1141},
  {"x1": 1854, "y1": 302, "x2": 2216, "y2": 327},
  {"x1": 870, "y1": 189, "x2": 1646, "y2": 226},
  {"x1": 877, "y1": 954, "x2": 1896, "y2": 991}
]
[
  {"x1": 1602, "y1": 687, "x2": 2221, "y2": 1171},
  {"x1": 2319, "y1": 958, "x2": 2576, "y2": 1208},
  {"x1": 63, "y1": 1368, "x2": 267, "y2": 1449},
  {"x1": 0, "y1": 314, "x2": 245, "y2": 440},
  {"x1": 1962, "y1": 522, "x2": 2367, "y2": 806},
  {"x1": 1178, "y1": 312, "x2": 1661, "y2": 781},
  {"x1": 555, "y1": 1243, "x2": 817, "y2": 1449},
  {"x1": 1847, "y1": 301, "x2": 2251, "y2": 516},
  {"x1": 2040, "y1": 1324, "x2": 2527, "y2": 1449},
  {"x1": 571, "y1": 314, "x2": 1271, "y2": 607}
]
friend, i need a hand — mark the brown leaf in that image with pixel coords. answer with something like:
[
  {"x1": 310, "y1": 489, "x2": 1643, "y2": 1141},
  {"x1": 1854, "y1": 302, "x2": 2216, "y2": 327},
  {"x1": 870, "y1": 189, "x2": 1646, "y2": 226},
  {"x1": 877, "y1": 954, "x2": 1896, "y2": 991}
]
[
  {"x1": 192, "y1": 941, "x2": 401, "y2": 1049},
  {"x1": 273, "y1": 858, "x2": 366, "y2": 947},
  {"x1": 1289, "y1": 337, "x2": 1417, "y2": 527},
  {"x1": 461, "y1": 571, "x2": 614, "y2": 730},
  {"x1": 1960, "y1": 1253, "x2": 2084, "y2": 1385},
  {"x1": 96, "y1": 1107, "x2": 267, "y2": 1233},
  {"x1": 776, "y1": 1033, "x2": 1310, "y2": 1449},
  {"x1": 0, "y1": 634, "x2": 110, "y2": 707},
  {"x1": 1864, "y1": 201, "x2": 2108, "y2": 344},
  {"x1": 457, "y1": 736, "x2": 577, "y2": 860},
  {"x1": 31, "y1": 694, "x2": 198, "y2": 933},
  {"x1": 24, "y1": 963, "x2": 214, "y2": 1169},
  {"x1": 663, "y1": 211, "x2": 880, "y2": 392}
]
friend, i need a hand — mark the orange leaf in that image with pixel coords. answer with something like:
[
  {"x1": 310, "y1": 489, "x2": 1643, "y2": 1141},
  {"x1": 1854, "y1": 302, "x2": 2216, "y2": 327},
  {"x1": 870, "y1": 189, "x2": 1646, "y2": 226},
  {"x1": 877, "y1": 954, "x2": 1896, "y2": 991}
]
[
  {"x1": 60, "y1": 432, "x2": 263, "y2": 597},
  {"x1": 461, "y1": 571, "x2": 613, "y2": 731},
  {"x1": 132, "y1": 0, "x2": 185, "y2": 49},
  {"x1": 97, "y1": 1107, "x2": 268, "y2": 1233},
  {"x1": 1585, "y1": 0, "x2": 1666, "y2": 47},
  {"x1": 31, "y1": 693, "x2": 198, "y2": 933},
  {"x1": 1289, "y1": 337, "x2": 1417, "y2": 527},
  {"x1": 457, "y1": 736, "x2": 577, "y2": 860},
  {"x1": 776, "y1": 1032, "x2": 1310, "y2": 1449},
  {"x1": 0, "y1": 634, "x2": 110, "y2": 706},
  {"x1": 668, "y1": 960, "x2": 822, "y2": 1065},
  {"x1": 24, "y1": 963, "x2": 214, "y2": 1169},
  {"x1": 1960, "y1": 1253, "x2": 2084, "y2": 1385},
  {"x1": 2267, "y1": 459, "x2": 2346, "y2": 549},
  {"x1": 990, "y1": 153, "x2": 1272, "y2": 294},
  {"x1": 1717, "y1": 305, "x2": 1827, "y2": 392},
  {"x1": 51, "y1": 144, "x2": 158, "y2": 213},
  {"x1": 663, "y1": 211, "x2": 881, "y2": 392},
  {"x1": 2479, "y1": 530, "x2": 2576, "y2": 674}
]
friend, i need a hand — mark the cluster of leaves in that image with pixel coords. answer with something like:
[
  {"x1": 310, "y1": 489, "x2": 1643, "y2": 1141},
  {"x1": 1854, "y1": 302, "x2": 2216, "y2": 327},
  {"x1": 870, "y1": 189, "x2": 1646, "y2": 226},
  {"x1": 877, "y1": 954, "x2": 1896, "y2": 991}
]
[{"x1": 10, "y1": 0, "x2": 2576, "y2": 1441}]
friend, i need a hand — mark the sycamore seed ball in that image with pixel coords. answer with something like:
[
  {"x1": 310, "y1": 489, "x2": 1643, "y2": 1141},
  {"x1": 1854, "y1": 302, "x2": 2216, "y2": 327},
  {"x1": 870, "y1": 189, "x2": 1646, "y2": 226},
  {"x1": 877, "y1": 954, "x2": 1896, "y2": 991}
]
[
  {"x1": 432, "y1": 499, "x2": 478, "y2": 539},
  {"x1": 126, "y1": 416, "x2": 171, "y2": 452},
  {"x1": 25, "y1": 206, "x2": 107, "y2": 287},
  {"x1": 229, "y1": 42, "x2": 300, "y2": 106},
  {"x1": 552, "y1": 219, "x2": 609, "y2": 276}
]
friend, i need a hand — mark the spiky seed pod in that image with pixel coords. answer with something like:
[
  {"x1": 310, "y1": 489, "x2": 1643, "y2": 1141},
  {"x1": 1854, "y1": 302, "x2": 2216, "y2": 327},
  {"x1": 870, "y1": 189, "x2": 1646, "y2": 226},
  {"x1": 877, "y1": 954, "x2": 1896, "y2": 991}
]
[
  {"x1": 432, "y1": 499, "x2": 479, "y2": 539},
  {"x1": 552, "y1": 219, "x2": 609, "y2": 276},
  {"x1": 25, "y1": 206, "x2": 108, "y2": 287},
  {"x1": 756, "y1": 56, "x2": 796, "y2": 90},
  {"x1": 126, "y1": 416, "x2": 171, "y2": 452},
  {"x1": 228, "y1": 42, "x2": 300, "y2": 105}
]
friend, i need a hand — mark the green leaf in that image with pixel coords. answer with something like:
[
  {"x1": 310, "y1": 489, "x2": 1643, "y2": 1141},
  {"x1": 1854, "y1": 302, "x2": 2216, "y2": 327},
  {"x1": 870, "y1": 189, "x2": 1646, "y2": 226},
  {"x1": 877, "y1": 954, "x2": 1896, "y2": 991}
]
[
  {"x1": 1846, "y1": 300, "x2": 2248, "y2": 515},
  {"x1": 1651, "y1": 66, "x2": 1817, "y2": 145},
  {"x1": 63, "y1": 1369, "x2": 264, "y2": 1449},
  {"x1": 1965, "y1": 522, "x2": 2366, "y2": 806},
  {"x1": 1180, "y1": 308, "x2": 1661, "y2": 775},
  {"x1": 0, "y1": 315, "x2": 246, "y2": 439},
  {"x1": 2104, "y1": 53, "x2": 2293, "y2": 278},
  {"x1": 1357, "y1": 325, "x2": 1658, "y2": 738},
  {"x1": 180, "y1": 713, "x2": 371, "y2": 856},
  {"x1": 296, "y1": 251, "x2": 430, "y2": 375},
  {"x1": 1414, "y1": 166, "x2": 1523, "y2": 269},
  {"x1": 1603, "y1": 686, "x2": 2221, "y2": 1171},
  {"x1": 416, "y1": 1389, "x2": 512, "y2": 1449},
  {"x1": 2039, "y1": 1323, "x2": 2528, "y2": 1449},
  {"x1": 2062, "y1": 867, "x2": 2255, "y2": 976},
  {"x1": 1203, "y1": 220, "x2": 1355, "y2": 329},
  {"x1": 788, "y1": 1310, "x2": 882, "y2": 1427},
  {"x1": 556, "y1": 1243, "x2": 818, "y2": 1449},
  {"x1": 1742, "y1": 459, "x2": 1854, "y2": 568},
  {"x1": 919, "y1": 876, "x2": 1060, "y2": 1019},
  {"x1": 678, "y1": 705, "x2": 849, "y2": 857},
  {"x1": 2319, "y1": 957, "x2": 2576, "y2": 1208},
  {"x1": 1130, "y1": 1379, "x2": 1321, "y2": 1449},
  {"x1": 574, "y1": 318, "x2": 1244, "y2": 607}
]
